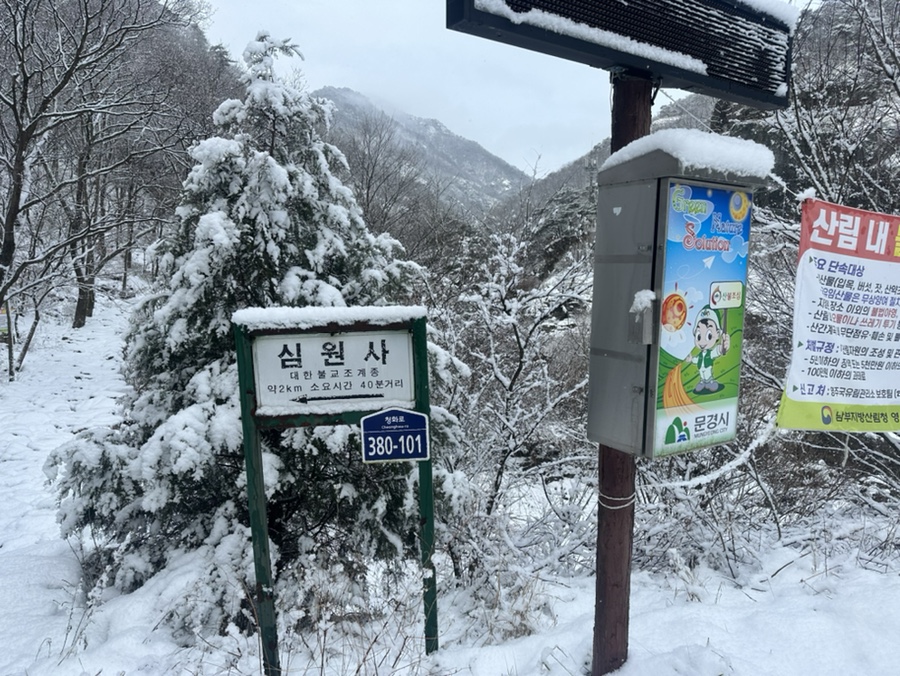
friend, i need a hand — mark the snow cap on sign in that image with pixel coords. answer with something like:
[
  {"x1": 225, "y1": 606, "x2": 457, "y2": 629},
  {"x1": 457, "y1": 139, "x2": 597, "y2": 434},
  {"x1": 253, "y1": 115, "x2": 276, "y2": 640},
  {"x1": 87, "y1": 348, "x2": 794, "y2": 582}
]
[
  {"x1": 599, "y1": 129, "x2": 775, "y2": 185},
  {"x1": 232, "y1": 305, "x2": 427, "y2": 331},
  {"x1": 474, "y1": 0, "x2": 709, "y2": 75},
  {"x1": 733, "y1": 0, "x2": 800, "y2": 30}
]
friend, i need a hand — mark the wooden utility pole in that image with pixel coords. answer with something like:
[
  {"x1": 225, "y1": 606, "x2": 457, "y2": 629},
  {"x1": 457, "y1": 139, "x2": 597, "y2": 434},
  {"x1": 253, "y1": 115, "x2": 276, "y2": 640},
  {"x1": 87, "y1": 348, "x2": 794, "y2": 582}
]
[{"x1": 591, "y1": 72, "x2": 653, "y2": 676}]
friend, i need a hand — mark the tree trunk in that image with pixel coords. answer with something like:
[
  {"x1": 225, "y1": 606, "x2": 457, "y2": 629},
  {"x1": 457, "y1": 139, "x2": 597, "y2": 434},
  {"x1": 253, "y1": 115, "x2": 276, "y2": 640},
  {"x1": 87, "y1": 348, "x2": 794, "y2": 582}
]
[
  {"x1": 3, "y1": 301, "x2": 14, "y2": 381},
  {"x1": 0, "y1": 140, "x2": 29, "y2": 295},
  {"x1": 70, "y1": 139, "x2": 96, "y2": 330},
  {"x1": 15, "y1": 304, "x2": 39, "y2": 372},
  {"x1": 72, "y1": 282, "x2": 95, "y2": 329}
]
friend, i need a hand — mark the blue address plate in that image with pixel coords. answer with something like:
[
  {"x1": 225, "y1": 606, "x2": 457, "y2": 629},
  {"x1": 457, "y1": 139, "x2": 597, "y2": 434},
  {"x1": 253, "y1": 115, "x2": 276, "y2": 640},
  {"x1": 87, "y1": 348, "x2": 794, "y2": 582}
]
[{"x1": 360, "y1": 408, "x2": 429, "y2": 463}]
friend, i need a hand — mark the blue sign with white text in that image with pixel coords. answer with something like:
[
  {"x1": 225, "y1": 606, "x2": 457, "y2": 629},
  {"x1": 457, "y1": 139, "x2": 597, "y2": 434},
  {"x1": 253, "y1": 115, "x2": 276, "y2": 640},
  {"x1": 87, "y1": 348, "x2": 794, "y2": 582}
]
[{"x1": 360, "y1": 408, "x2": 430, "y2": 463}]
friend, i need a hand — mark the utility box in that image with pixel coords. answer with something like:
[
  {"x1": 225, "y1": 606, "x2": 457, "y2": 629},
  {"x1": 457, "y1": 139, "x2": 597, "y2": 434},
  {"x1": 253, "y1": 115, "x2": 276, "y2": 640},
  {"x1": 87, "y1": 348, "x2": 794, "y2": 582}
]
[{"x1": 587, "y1": 147, "x2": 766, "y2": 458}]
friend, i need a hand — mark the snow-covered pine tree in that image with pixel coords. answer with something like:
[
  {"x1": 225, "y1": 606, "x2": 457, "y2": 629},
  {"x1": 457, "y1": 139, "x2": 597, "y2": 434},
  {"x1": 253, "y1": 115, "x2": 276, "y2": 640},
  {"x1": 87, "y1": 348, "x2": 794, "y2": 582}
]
[{"x1": 47, "y1": 33, "x2": 421, "y2": 635}]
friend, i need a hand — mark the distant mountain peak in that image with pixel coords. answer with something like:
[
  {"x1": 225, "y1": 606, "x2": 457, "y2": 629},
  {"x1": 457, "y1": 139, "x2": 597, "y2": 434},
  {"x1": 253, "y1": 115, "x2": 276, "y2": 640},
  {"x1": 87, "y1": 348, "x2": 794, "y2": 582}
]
[{"x1": 314, "y1": 86, "x2": 529, "y2": 213}]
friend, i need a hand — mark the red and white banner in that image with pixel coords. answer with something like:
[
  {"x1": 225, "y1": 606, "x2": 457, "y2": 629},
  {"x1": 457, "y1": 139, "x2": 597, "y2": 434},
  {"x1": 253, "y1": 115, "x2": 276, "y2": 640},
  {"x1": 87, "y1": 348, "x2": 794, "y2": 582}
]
[{"x1": 776, "y1": 198, "x2": 900, "y2": 431}]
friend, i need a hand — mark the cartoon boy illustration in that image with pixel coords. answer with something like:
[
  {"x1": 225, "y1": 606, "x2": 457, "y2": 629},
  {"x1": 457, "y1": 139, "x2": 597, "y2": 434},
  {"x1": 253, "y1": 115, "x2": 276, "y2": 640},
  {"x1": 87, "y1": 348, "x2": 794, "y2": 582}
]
[{"x1": 684, "y1": 306, "x2": 730, "y2": 394}]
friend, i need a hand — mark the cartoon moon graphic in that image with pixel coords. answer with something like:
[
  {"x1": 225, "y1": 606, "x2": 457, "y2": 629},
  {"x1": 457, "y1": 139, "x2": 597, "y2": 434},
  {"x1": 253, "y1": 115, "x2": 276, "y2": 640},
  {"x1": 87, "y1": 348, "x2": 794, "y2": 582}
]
[{"x1": 730, "y1": 191, "x2": 750, "y2": 222}]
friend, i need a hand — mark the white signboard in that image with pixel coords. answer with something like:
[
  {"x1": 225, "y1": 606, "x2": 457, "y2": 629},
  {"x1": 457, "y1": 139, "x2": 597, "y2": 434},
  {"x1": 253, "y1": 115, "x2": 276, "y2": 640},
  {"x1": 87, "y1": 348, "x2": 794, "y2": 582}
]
[
  {"x1": 777, "y1": 198, "x2": 900, "y2": 431},
  {"x1": 252, "y1": 330, "x2": 414, "y2": 415}
]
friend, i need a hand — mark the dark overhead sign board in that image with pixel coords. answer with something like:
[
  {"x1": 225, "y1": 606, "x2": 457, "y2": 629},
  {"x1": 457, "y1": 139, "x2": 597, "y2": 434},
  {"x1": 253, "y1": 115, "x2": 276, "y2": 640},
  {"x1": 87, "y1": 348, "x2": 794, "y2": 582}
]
[{"x1": 447, "y1": 0, "x2": 794, "y2": 109}]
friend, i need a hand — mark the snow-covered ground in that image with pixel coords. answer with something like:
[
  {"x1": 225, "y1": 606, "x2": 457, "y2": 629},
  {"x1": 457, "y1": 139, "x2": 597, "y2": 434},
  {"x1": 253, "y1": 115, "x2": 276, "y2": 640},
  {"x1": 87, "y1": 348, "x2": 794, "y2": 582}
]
[{"x1": 2, "y1": 293, "x2": 899, "y2": 674}]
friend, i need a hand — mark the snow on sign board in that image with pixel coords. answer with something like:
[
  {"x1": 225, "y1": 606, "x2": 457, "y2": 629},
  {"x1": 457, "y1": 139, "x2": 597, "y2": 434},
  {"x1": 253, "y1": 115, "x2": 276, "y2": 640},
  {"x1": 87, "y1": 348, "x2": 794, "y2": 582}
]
[
  {"x1": 233, "y1": 305, "x2": 426, "y2": 417},
  {"x1": 448, "y1": 0, "x2": 797, "y2": 108},
  {"x1": 601, "y1": 128, "x2": 776, "y2": 181},
  {"x1": 776, "y1": 199, "x2": 900, "y2": 432},
  {"x1": 251, "y1": 330, "x2": 415, "y2": 415}
]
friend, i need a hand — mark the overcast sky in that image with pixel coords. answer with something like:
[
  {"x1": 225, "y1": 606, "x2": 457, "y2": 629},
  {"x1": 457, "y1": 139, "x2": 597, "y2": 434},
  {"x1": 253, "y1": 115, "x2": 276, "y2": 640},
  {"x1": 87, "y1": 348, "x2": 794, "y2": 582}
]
[{"x1": 202, "y1": 0, "x2": 616, "y2": 175}]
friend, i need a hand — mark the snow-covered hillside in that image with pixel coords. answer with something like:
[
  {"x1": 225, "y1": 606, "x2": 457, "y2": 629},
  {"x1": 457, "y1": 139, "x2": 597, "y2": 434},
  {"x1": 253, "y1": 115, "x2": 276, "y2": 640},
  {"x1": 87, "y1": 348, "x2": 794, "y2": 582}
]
[
  {"x1": 317, "y1": 86, "x2": 530, "y2": 214},
  {"x1": 1, "y1": 294, "x2": 899, "y2": 674}
]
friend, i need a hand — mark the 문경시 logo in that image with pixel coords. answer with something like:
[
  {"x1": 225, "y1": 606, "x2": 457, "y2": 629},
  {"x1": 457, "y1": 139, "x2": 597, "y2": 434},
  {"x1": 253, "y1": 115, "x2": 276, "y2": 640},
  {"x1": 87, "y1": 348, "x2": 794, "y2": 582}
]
[{"x1": 665, "y1": 417, "x2": 691, "y2": 444}]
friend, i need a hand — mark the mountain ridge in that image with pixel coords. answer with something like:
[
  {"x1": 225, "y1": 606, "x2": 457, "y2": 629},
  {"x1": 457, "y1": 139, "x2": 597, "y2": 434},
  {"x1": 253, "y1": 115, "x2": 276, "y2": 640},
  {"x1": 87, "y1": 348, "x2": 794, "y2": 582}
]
[{"x1": 315, "y1": 86, "x2": 530, "y2": 214}]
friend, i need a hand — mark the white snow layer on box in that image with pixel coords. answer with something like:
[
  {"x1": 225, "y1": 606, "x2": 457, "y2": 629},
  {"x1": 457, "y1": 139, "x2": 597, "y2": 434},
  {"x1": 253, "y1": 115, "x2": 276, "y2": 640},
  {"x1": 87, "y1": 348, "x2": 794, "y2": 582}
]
[
  {"x1": 232, "y1": 305, "x2": 427, "y2": 331},
  {"x1": 474, "y1": 0, "x2": 708, "y2": 75},
  {"x1": 601, "y1": 129, "x2": 776, "y2": 178}
]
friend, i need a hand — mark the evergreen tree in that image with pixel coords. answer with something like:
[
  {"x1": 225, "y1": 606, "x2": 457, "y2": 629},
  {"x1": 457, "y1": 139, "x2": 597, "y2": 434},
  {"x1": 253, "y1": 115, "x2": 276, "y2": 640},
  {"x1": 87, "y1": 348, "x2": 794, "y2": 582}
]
[
  {"x1": 709, "y1": 98, "x2": 734, "y2": 135},
  {"x1": 47, "y1": 33, "x2": 420, "y2": 634}
]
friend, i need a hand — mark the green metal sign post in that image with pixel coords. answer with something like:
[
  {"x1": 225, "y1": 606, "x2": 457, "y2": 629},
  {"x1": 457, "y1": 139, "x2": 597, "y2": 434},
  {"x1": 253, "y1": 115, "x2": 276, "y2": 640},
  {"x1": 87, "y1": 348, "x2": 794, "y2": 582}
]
[
  {"x1": 232, "y1": 307, "x2": 438, "y2": 673},
  {"x1": 410, "y1": 315, "x2": 438, "y2": 654},
  {"x1": 234, "y1": 331, "x2": 281, "y2": 675}
]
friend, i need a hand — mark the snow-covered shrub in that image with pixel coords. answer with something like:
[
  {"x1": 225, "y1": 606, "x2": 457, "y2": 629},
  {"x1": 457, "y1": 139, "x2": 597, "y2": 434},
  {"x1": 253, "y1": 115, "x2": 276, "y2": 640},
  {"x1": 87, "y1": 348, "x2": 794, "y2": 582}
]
[
  {"x1": 426, "y1": 232, "x2": 597, "y2": 640},
  {"x1": 46, "y1": 33, "x2": 426, "y2": 637},
  {"x1": 634, "y1": 447, "x2": 771, "y2": 580}
]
